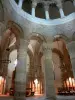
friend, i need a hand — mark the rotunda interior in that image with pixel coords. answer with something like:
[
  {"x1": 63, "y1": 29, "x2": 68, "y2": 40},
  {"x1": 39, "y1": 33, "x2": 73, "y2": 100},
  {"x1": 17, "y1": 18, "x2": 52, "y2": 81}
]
[{"x1": 0, "y1": 0, "x2": 75, "y2": 100}]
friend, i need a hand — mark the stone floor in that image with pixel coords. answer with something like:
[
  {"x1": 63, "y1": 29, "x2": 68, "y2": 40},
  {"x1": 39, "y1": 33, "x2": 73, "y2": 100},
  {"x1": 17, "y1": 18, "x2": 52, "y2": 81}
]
[{"x1": 0, "y1": 95, "x2": 75, "y2": 100}]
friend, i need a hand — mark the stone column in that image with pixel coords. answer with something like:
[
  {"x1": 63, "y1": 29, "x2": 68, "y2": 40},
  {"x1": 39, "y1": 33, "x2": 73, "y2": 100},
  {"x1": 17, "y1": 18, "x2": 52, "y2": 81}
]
[
  {"x1": 18, "y1": 0, "x2": 24, "y2": 8},
  {"x1": 73, "y1": 0, "x2": 75, "y2": 6},
  {"x1": 32, "y1": 2, "x2": 37, "y2": 17},
  {"x1": 44, "y1": 4, "x2": 50, "y2": 20},
  {"x1": 67, "y1": 41, "x2": 75, "y2": 79},
  {"x1": 59, "y1": 8, "x2": 65, "y2": 18},
  {"x1": 14, "y1": 39, "x2": 28, "y2": 100},
  {"x1": 43, "y1": 43, "x2": 56, "y2": 100},
  {"x1": 5, "y1": 75, "x2": 12, "y2": 93},
  {"x1": 57, "y1": 4, "x2": 65, "y2": 18}
]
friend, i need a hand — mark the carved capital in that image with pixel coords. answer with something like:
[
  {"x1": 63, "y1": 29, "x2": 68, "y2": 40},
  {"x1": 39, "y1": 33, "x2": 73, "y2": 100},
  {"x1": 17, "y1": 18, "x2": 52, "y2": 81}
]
[
  {"x1": 56, "y1": 0, "x2": 63, "y2": 8},
  {"x1": 43, "y1": 43, "x2": 52, "y2": 59},
  {"x1": 44, "y1": 4, "x2": 49, "y2": 11},
  {"x1": 32, "y1": 1, "x2": 37, "y2": 8}
]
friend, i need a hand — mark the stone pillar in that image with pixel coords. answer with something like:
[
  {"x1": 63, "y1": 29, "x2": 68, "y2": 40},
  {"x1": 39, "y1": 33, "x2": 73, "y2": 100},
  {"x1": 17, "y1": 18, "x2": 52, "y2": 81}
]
[
  {"x1": 44, "y1": 4, "x2": 50, "y2": 20},
  {"x1": 1, "y1": 49, "x2": 9, "y2": 77},
  {"x1": 18, "y1": 0, "x2": 24, "y2": 8},
  {"x1": 73, "y1": 0, "x2": 75, "y2": 6},
  {"x1": 57, "y1": 3, "x2": 65, "y2": 18},
  {"x1": 32, "y1": 2, "x2": 37, "y2": 17},
  {"x1": 67, "y1": 41, "x2": 75, "y2": 79},
  {"x1": 5, "y1": 75, "x2": 12, "y2": 93},
  {"x1": 59, "y1": 8, "x2": 65, "y2": 18},
  {"x1": 14, "y1": 39, "x2": 28, "y2": 100},
  {"x1": 43, "y1": 43, "x2": 56, "y2": 100}
]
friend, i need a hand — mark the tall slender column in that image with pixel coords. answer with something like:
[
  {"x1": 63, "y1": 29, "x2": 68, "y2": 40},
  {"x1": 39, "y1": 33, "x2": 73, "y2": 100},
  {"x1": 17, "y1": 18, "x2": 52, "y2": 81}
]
[
  {"x1": 57, "y1": 3, "x2": 65, "y2": 18},
  {"x1": 59, "y1": 8, "x2": 65, "y2": 18},
  {"x1": 14, "y1": 39, "x2": 28, "y2": 100},
  {"x1": 44, "y1": 5, "x2": 50, "y2": 20},
  {"x1": 18, "y1": 0, "x2": 24, "y2": 8},
  {"x1": 32, "y1": 2, "x2": 37, "y2": 17},
  {"x1": 73, "y1": 0, "x2": 75, "y2": 6},
  {"x1": 43, "y1": 43, "x2": 56, "y2": 100}
]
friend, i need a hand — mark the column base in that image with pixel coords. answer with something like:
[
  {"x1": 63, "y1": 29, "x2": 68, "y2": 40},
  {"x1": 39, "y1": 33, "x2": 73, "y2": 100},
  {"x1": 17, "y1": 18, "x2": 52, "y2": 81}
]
[
  {"x1": 14, "y1": 81, "x2": 26, "y2": 100},
  {"x1": 61, "y1": 15, "x2": 65, "y2": 18},
  {"x1": 14, "y1": 97, "x2": 26, "y2": 100},
  {"x1": 45, "y1": 96, "x2": 56, "y2": 100},
  {"x1": 14, "y1": 91, "x2": 26, "y2": 100}
]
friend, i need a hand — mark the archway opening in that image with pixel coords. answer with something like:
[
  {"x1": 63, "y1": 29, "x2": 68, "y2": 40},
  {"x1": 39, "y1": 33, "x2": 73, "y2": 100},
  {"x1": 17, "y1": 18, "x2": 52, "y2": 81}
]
[
  {"x1": 0, "y1": 21, "x2": 21, "y2": 96},
  {"x1": 52, "y1": 35, "x2": 74, "y2": 95},
  {"x1": 2, "y1": 33, "x2": 17, "y2": 95},
  {"x1": 26, "y1": 35, "x2": 44, "y2": 96}
]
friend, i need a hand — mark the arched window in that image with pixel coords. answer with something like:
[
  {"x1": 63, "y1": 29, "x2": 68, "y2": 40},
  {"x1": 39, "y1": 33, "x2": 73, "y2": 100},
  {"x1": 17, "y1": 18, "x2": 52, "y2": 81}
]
[
  {"x1": 49, "y1": 4, "x2": 60, "y2": 19},
  {"x1": 63, "y1": 1, "x2": 75, "y2": 16},
  {"x1": 35, "y1": 3, "x2": 45, "y2": 19},
  {"x1": 22, "y1": 0, "x2": 32, "y2": 14}
]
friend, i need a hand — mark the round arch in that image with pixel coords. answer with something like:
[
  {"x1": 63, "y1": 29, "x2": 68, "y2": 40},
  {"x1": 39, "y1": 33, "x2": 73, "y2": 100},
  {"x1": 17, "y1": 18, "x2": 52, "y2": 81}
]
[
  {"x1": 1, "y1": 20, "x2": 23, "y2": 52},
  {"x1": 53, "y1": 34, "x2": 69, "y2": 43},
  {"x1": 52, "y1": 36, "x2": 74, "y2": 88},
  {"x1": 28, "y1": 32, "x2": 46, "y2": 43}
]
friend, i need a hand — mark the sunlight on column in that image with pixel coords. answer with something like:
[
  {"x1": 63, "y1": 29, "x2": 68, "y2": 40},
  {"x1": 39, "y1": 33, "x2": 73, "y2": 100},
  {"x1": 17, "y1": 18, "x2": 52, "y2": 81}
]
[
  {"x1": 0, "y1": 76, "x2": 4, "y2": 95},
  {"x1": 34, "y1": 79, "x2": 39, "y2": 95},
  {"x1": 14, "y1": 59, "x2": 17, "y2": 67}
]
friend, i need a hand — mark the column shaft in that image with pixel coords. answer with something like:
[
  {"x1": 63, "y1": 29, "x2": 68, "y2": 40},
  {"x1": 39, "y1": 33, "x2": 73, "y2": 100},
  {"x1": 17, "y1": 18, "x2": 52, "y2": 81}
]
[
  {"x1": 45, "y1": 10, "x2": 50, "y2": 20},
  {"x1": 67, "y1": 42, "x2": 75, "y2": 79},
  {"x1": 43, "y1": 44, "x2": 56, "y2": 100},
  {"x1": 32, "y1": 7, "x2": 36, "y2": 17},
  {"x1": 73, "y1": 0, "x2": 75, "y2": 6},
  {"x1": 31, "y1": 2, "x2": 37, "y2": 17},
  {"x1": 5, "y1": 76, "x2": 12, "y2": 93},
  {"x1": 44, "y1": 5, "x2": 50, "y2": 20},
  {"x1": 14, "y1": 40, "x2": 27, "y2": 100},
  {"x1": 59, "y1": 8, "x2": 65, "y2": 18},
  {"x1": 18, "y1": 0, "x2": 24, "y2": 8}
]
